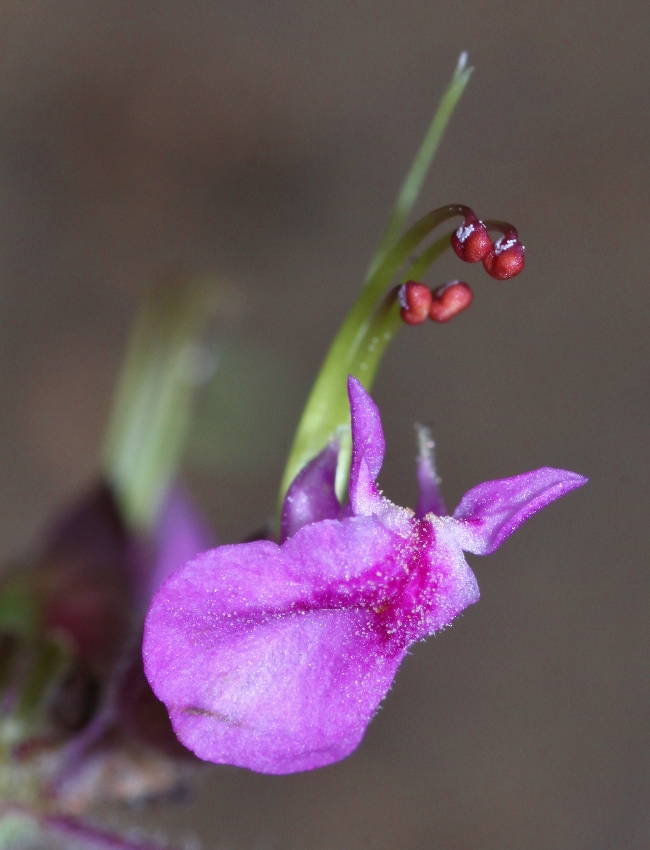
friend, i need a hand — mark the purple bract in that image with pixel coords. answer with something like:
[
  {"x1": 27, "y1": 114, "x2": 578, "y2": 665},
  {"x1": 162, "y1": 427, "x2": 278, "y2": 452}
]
[{"x1": 143, "y1": 377, "x2": 586, "y2": 774}]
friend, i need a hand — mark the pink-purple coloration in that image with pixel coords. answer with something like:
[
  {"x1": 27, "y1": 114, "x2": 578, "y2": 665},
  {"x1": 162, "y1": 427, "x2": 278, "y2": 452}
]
[{"x1": 143, "y1": 378, "x2": 586, "y2": 774}]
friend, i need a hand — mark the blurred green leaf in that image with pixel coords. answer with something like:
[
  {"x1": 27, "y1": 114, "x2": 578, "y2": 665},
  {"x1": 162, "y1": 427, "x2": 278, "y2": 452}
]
[
  {"x1": 101, "y1": 277, "x2": 220, "y2": 531},
  {"x1": 187, "y1": 337, "x2": 298, "y2": 472},
  {"x1": 0, "y1": 578, "x2": 38, "y2": 639},
  {"x1": 364, "y1": 52, "x2": 473, "y2": 281}
]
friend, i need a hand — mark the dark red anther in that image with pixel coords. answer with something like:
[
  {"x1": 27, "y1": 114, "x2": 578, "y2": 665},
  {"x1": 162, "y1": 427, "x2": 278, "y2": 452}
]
[
  {"x1": 482, "y1": 232, "x2": 525, "y2": 280},
  {"x1": 429, "y1": 281, "x2": 473, "y2": 323},
  {"x1": 399, "y1": 281, "x2": 433, "y2": 325},
  {"x1": 451, "y1": 213, "x2": 492, "y2": 263}
]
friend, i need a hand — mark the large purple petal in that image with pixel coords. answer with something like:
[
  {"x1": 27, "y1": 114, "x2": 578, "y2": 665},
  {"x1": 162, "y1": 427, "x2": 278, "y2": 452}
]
[
  {"x1": 280, "y1": 442, "x2": 340, "y2": 542},
  {"x1": 348, "y1": 376, "x2": 386, "y2": 516},
  {"x1": 452, "y1": 467, "x2": 588, "y2": 555},
  {"x1": 143, "y1": 516, "x2": 407, "y2": 774},
  {"x1": 167, "y1": 608, "x2": 404, "y2": 773}
]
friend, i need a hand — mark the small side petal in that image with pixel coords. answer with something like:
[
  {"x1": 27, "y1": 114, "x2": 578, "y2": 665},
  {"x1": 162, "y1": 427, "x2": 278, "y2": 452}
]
[
  {"x1": 452, "y1": 467, "x2": 588, "y2": 555},
  {"x1": 415, "y1": 425, "x2": 447, "y2": 518},
  {"x1": 348, "y1": 376, "x2": 386, "y2": 515},
  {"x1": 280, "y1": 442, "x2": 340, "y2": 542},
  {"x1": 143, "y1": 516, "x2": 406, "y2": 774}
]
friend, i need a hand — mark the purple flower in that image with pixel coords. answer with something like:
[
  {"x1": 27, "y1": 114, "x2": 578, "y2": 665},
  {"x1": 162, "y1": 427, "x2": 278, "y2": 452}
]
[{"x1": 143, "y1": 377, "x2": 586, "y2": 774}]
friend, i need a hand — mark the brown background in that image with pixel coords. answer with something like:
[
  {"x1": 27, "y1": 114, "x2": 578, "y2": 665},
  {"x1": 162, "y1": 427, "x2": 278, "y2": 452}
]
[{"x1": 0, "y1": 1, "x2": 648, "y2": 848}]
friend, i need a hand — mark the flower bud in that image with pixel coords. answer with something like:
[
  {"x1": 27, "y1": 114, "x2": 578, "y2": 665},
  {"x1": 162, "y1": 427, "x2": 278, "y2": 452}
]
[
  {"x1": 429, "y1": 281, "x2": 473, "y2": 323},
  {"x1": 451, "y1": 216, "x2": 492, "y2": 263},
  {"x1": 399, "y1": 281, "x2": 433, "y2": 325},
  {"x1": 482, "y1": 235, "x2": 525, "y2": 279}
]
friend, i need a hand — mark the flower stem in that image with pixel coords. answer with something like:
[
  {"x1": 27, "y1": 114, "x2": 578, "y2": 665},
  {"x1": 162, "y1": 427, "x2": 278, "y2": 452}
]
[{"x1": 365, "y1": 52, "x2": 473, "y2": 280}]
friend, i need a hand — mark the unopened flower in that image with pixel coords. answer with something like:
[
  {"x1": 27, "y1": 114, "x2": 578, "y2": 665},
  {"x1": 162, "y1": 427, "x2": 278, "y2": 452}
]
[
  {"x1": 143, "y1": 377, "x2": 586, "y2": 774},
  {"x1": 429, "y1": 281, "x2": 473, "y2": 322},
  {"x1": 398, "y1": 281, "x2": 432, "y2": 325},
  {"x1": 482, "y1": 229, "x2": 525, "y2": 279},
  {"x1": 451, "y1": 213, "x2": 492, "y2": 263}
]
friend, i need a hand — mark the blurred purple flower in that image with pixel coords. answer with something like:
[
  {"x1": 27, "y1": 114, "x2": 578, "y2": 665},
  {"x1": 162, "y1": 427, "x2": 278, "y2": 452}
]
[
  {"x1": 0, "y1": 480, "x2": 212, "y2": 812},
  {"x1": 143, "y1": 377, "x2": 586, "y2": 774},
  {"x1": 49, "y1": 483, "x2": 213, "y2": 810}
]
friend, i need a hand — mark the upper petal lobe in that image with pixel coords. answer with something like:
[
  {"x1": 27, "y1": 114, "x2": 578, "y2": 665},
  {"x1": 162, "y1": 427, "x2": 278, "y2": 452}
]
[
  {"x1": 280, "y1": 442, "x2": 340, "y2": 542},
  {"x1": 452, "y1": 467, "x2": 588, "y2": 554},
  {"x1": 348, "y1": 376, "x2": 386, "y2": 515}
]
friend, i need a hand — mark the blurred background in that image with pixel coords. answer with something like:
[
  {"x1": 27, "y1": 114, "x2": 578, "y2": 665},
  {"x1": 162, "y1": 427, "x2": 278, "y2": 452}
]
[{"x1": 0, "y1": 1, "x2": 648, "y2": 847}]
